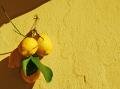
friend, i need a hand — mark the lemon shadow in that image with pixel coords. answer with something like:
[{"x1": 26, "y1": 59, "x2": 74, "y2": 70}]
[
  {"x1": 0, "y1": 57, "x2": 34, "y2": 89},
  {"x1": 0, "y1": 0, "x2": 50, "y2": 26}
]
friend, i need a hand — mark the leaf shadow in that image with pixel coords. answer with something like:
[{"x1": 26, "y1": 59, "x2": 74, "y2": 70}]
[
  {"x1": 0, "y1": 0, "x2": 50, "y2": 27},
  {"x1": 0, "y1": 57, "x2": 34, "y2": 89}
]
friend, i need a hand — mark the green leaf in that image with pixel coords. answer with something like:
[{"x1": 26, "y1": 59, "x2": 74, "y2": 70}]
[
  {"x1": 31, "y1": 56, "x2": 53, "y2": 82},
  {"x1": 22, "y1": 56, "x2": 32, "y2": 76}
]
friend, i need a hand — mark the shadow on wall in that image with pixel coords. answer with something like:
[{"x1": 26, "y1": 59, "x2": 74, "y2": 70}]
[
  {"x1": 0, "y1": 57, "x2": 34, "y2": 89},
  {"x1": 0, "y1": 0, "x2": 50, "y2": 27}
]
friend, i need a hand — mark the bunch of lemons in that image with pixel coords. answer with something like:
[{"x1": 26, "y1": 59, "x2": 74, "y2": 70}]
[
  {"x1": 6, "y1": 15, "x2": 53, "y2": 83},
  {"x1": 19, "y1": 33, "x2": 53, "y2": 57}
]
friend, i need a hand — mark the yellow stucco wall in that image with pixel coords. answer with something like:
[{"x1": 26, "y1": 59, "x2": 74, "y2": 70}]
[{"x1": 0, "y1": 0, "x2": 120, "y2": 89}]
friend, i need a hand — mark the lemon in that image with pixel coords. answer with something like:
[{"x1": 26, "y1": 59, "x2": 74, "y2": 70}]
[
  {"x1": 18, "y1": 37, "x2": 38, "y2": 56},
  {"x1": 37, "y1": 33, "x2": 53, "y2": 57}
]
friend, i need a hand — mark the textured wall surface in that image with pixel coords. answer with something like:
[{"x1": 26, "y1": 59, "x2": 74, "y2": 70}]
[{"x1": 0, "y1": 0, "x2": 120, "y2": 89}]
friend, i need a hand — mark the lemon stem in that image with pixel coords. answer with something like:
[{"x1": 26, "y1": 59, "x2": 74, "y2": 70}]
[
  {"x1": 30, "y1": 15, "x2": 39, "y2": 30},
  {"x1": 30, "y1": 15, "x2": 44, "y2": 40},
  {"x1": 1, "y1": 6, "x2": 26, "y2": 37}
]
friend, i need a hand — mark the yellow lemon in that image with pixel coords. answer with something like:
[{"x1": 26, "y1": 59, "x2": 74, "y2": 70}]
[
  {"x1": 37, "y1": 33, "x2": 53, "y2": 57},
  {"x1": 18, "y1": 37, "x2": 38, "y2": 56}
]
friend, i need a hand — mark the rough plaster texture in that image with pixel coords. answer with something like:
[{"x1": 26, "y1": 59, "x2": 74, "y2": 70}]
[{"x1": 0, "y1": 0, "x2": 120, "y2": 89}]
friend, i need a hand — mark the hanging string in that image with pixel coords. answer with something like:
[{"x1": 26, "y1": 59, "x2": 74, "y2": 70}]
[{"x1": 1, "y1": 5, "x2": 26, "y2": 37}]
